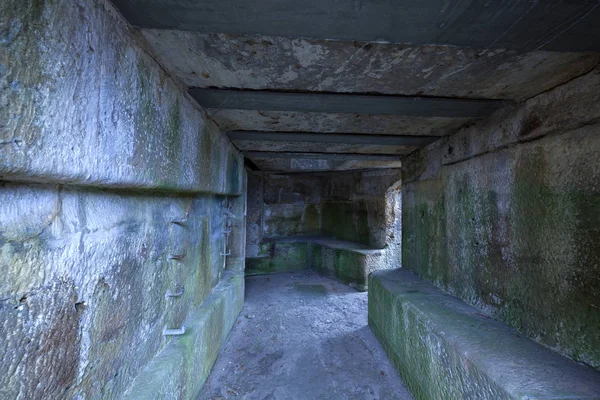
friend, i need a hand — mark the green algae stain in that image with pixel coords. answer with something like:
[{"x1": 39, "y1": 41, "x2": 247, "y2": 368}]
[
  {"x1": 402, "y1": 181, "x2": 448, "y2": 287},
  {"x1": 404, "y1": 143, "x2": 600, "y2": 370},
  {"x1": 165, "y1": 99, "x2": 182, "y2": 168},
  {"x1": 227, "y1": 152, "x2": 240, "y2": 194},
  {"x1": 506, "y1": 147, "x2": 600, "y2": 369},
  {"x1": 301, "y1": 204, "x2": 320, "y2": 233},
  {"x1": 334, "y1": 250, "x2": 364, "y2": 286},
  {"x1": 321, "y1": 201, "x2": 372, "y2": 245},
  {"x1": 132, "y1": 59, "x2": 159, "y2": 180},
  {"x1": 245, "y1": 242, "x2": 308, "y2": 276},
  {"x1": 2, "y1": 0, "x2": 50, "y2": 145}
]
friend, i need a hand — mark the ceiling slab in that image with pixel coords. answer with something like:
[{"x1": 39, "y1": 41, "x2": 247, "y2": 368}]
[
  {"x1": 249, "y1": 156, "x2": 403, "y2": 173},
  {"x1": 228, "y1": 131, "x2": 437, "y2": 146},
  {"x1": 190, "y1": 89, "x2": 509, "y2": 117},
  {"x1": 243, "y1": 151, "x2": 400, "y2": 161},
  {"x1": 141, "y1": 31, "x2": 600, "y2": 101},
  {"x1": 113, "y1": 0, "x2": 600, "y2": 51},
  {"x1": 231, "y1": 140, "x2": 417, "y2": 155},
  {"x1": 208, "y1": 110, "x2": 472, "y2": 136}
]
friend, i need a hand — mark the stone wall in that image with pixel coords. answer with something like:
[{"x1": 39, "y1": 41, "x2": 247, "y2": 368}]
[
  {"x1": 0, "y1": 0, "x2": 246, "y2": 398},
  {"x1": 321, "y1": 170, "x2": 402, "y2": 249},
  {"x1": 402, "y1": 66, "x2": 600, "y2": 370},
  {"x1": 246, "y1": 170, "x2": 402, "y2": 275}
]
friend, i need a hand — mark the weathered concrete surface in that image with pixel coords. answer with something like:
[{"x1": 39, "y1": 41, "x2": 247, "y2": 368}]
[
  {"x1": 0, "y1": 0, "x2": 242, "y2": 194},
  {"x1": 402, "y1": 66, "x2": 600, "y2": 370},
  {"x1": 122, "y1": 269, "x2": 244, "y2": 399},
  {"x1": 198, "y1": 272, "x2": 414, "y2": 400},
  {"x1": 191, "y1": 88, "x2": 509, "y2": 118},
  {"x1": 234, "y1": 139, "x2": 415, "y2": 156},
  {"x1": 142, "y1": 31, "x2": 600, "y2": 101},
  {"x1": 206, "y1": 109, "x2": 471, "y2": 136},
  {"x1": 250, "y1": 155, "x2": 403, "y2": 173},
  {"x1": 0, "y1": 0, "x2": 247, "y2": 398},
  {"x1": 369, "y1": 269, "x2": 600, "y2": 400}
]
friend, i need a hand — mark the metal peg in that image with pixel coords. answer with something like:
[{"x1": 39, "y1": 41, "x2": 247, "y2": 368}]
[
  {"x1": 163, "y1": 325, "x2": 186, "y2": 336},
  {"x1": 220, "y1": 250, "x2": 231, "y2": 256},
  {"x1": 169, "y1": 248, "x2": 187, "y2": 260},
  {"x1": 165, "y1": 287, "x2": 185, "y2": 300},
  {"x1": 170, "y1": 212, "x2": 189, "y2": 226}
]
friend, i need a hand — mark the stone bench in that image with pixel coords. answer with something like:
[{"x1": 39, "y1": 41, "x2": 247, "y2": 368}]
[
  {"x1": 122, "y1": 270, "x2": 243, "y2": 399},
  {"x1": 246, "y1": 236, "x2": 387, "y2": 291},
  {"x1": 310, "y1": 238, "x2": 384, "y2": 291},
  {"x1": 369, "y1": 269, "x2": 600, "y2": 400}
]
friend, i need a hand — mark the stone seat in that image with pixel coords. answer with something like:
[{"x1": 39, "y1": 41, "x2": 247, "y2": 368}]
[
  {"x1": 369, "y1": 269, "x2": 600, "y2": 400},
  {"x1": 122, "y1": 270, "x2": 243, "y2": 399},
  {"x1": 310, "y1": 237, "x2": 384, "y2": 291},
  {"x1": 246, "y1": 236, "x2": 385, "y2": 291}
]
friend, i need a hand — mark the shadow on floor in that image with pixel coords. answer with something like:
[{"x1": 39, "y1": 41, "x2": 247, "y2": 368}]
[{"x1": 198, "y1": 271, "x2": 413, "y2": 400}]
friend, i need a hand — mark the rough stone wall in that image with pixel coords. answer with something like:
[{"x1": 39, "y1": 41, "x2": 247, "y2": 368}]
[
  {"x1": 321, "y1": 170, "x2": 402, "y2": 248},
  {"x1": 402, "y1": 66, "x2": 600, "y2": 370},
  {"x1": 0, "y1": 0, "x2": 246, "y2": 398},
  {"x1": 247, "y1": 170, "x2": 402, "y2": 251},
  {"x1": 1, "y1": 0, "x2": 242, "y2": 193},
  {"x1": 245, "y1": 170, "x2": 402, "y2": 274}
]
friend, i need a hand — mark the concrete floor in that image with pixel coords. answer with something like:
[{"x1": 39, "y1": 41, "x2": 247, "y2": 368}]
[{"x1": 198, "y1": 271, "x2": 414, "y2": 400}]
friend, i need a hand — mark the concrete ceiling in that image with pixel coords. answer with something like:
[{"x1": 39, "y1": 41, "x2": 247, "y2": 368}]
[{"x1": 112, "y1": 0, "x2": 600, "y2": 172}]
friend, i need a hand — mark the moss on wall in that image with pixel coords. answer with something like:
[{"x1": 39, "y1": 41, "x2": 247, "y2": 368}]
[
  {"x1": 245, "y1": 242, "x2": 309, "y2": 275},
  {"x1": 402, "y1": 180, "x2": 448, "y2": 287},
  {"x1": 321, "y1": 200, "x2": 374, "y2": 246},
  {"x1": 403, "y1": 127, "x2": 600, "y2": 370}
]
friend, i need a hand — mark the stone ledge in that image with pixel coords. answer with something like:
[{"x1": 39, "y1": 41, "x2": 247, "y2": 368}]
[
  {"x1": 249, "y1": 236, "x2": 388, "y2": 291},
  {"x1": 311, "y1": 240, "x2": 384, "y2": 291},
  {"x1": 246, "y1": 241, "x2": 310, "y2": 276},
  {"x1": 368, "y1": 269, "x2": 600, "y2": 400},
  {"x1": 122, "y1": 269, "x2": 244, "y2": 400}
]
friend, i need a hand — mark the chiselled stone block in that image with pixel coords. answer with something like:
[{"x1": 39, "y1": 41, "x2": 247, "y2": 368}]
[
  {"x1": 122, "y1": 269, "x2": 244, "y2": 400},
  {"x1": 311, "y1": 239, "x2": 384, "y2": 291},
  {"x1": 245, "y1": 242, "x2": 309, "y2": 276},
  {"x1": 369, "y1": 269, "x2": 600, "y2": 400}
]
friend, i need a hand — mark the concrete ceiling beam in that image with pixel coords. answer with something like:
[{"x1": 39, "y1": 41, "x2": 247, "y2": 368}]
[
  {"x1": 242, "y1": 151, "x2": 401, "y2": 161},
  {"x1": 228, "y1": 131, "x2": 438, "y2": 146},
  {"x1": 191, "y1": 89, "x2": 509, "y2": 118},
  {"x1": 112, "y1": 0, "x2": 600, "y2": 52}
]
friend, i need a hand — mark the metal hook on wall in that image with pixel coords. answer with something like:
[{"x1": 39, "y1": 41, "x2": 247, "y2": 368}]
[
  {"x1": 170, "y1": 211, "x2": 190, "y2": 226},
  {"x1": 163, "y1": 325, "x2": 186, "y2": 336},
  {"x1": 165, "y1": 287, "x2": 185, "y2": 300},
  {"x1": 169, "y1": 248, "x2": 187, "y2": 260}
]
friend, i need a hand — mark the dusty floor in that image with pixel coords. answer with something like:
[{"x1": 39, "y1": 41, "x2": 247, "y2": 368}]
[{"x1": 198, "y1": 271, "x2": 413, "y2": 400}]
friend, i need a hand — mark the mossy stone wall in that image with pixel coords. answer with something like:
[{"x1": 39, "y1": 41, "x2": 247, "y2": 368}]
[
  {"x1": 402, "y1": 67, "x2": 600, "y2": 370},
  {"x1": 0, "y1": 0, "x2": 246, "y2": 398}
]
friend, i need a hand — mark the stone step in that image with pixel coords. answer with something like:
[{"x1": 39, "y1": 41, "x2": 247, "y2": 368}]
[
  {"x1": 122, "y1": 270, "x2": 244, "y2": 400},
  {"x1": 369, "y1": 269, "x2": 600, "y2": 400}
]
